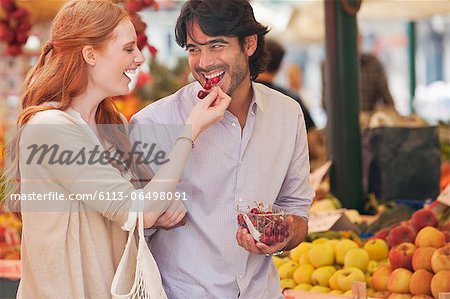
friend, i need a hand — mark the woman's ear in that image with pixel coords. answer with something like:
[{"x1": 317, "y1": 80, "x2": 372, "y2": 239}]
[
  {"x1": 82, "y1": 46, "x2": 96, "y2": 66},
  {"x1": 243, "y1": 34, "x2": 257, "y2": 57}
]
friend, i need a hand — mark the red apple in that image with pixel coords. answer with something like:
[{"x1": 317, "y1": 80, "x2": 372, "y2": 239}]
[
  {"x1": 431, "y1": 270, "x2": 450, "y2": 299},
  {"x1": 415, "y1": 226, "x2": 446, "y2": 248},
  {"x1": 389, "y1": 242, "x2": 416, "y2": 270},
  {"x1": 431, "y1": 244, "x2": 450, "y2": 273},
  {"x1": 375, "y1": 228, "x2": 389, "y2": 240},
  {"x1": 409, "y1": 269, "x2": 433, "y2": 296},
  {"x1": 412, "y1": 246, "x2": 437, "y2": 272},
  {"x1": 371, "y1": 265, "x2": 392, "y2": 291},
  {"x1": 388, "y1": 268, "x2": 413, "y2": 294},
  {"x1": 410, "y1": 209, "x2": 439, "y2": 232},
  {"x1": 387, "y1": 225, "x2": 415, "y2": 248}
]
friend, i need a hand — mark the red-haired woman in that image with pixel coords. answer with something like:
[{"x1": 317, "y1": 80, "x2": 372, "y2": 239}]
[{"x1": 3, "y1": 0, "x2": 230, "y2": 298}]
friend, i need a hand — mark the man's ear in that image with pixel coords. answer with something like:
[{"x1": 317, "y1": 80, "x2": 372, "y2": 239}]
[
  {"x1": 243, "y1": 34, "x2": 257, "y2": 57},
  {"x1": 82, "y1": 46, "x2": 96, "y2": 66}
]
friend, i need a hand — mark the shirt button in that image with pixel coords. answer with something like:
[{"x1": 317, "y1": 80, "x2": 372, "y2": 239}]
[
  {"x1": 238, "y1": 197, "x2": 243, "y2": 202},
  {"x1": 231, "y1": 122, "x2": 237, "y2": 127}
]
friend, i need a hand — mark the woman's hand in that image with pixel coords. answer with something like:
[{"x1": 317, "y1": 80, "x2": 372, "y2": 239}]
[{"x1": 186, "y1": 87, "x2": 231, "y2": 141}]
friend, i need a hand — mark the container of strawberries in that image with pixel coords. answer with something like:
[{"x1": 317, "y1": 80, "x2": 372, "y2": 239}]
[{"x1": 236, "y1": 203, "x2": 291, "y2": 246}]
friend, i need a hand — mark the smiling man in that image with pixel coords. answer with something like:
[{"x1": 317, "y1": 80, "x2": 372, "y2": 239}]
[{"x1": 130, "y1": 0, "x2": 314, "y2": 298}]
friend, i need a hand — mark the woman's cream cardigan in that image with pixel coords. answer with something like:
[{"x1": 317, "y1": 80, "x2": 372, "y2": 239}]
[{"x1": 16, "y1": 108, "x2": 191, "y2": 299}]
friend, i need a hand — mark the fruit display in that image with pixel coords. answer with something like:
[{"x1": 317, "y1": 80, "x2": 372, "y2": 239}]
[
  {"x1": 236, "y1": 203, "x2": 291, "y2": 246},
  {"x1": 368, "y1": 226, "x2": 450, "y2": 298},
  {"x1": 0, "y1": 213, "x2": 21, "y2": 260},
  {"x1": 0, "y1": 0, "x2": 32, "y2": 56},
  {"x1": 275, "y1": 237, "x2": 390, "y2": 297},
  {"x1": 277, "y1": 221, "x2": 450, "y2": 298}
]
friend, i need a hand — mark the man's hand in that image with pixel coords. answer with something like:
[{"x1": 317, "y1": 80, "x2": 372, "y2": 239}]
[{"x1": 236, "y1": 215, "x2": 308, "y2": 255}]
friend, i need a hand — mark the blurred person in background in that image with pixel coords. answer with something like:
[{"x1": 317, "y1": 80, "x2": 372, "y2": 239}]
[
  {"x1": 322, "y1": 33, "x2": 397, "y2": 114},
  {"x1": 256, "y1": 39, "x2": 316, "y2": 132}
]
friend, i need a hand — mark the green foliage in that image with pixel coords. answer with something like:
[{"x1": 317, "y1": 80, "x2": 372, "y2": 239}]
[{"x1": 137, "y1": 57, "x2": 190, "y2": 105}]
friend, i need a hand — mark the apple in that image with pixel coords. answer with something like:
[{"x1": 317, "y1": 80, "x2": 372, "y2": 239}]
[
  {"x1": 443, "y1": 230, "x2": 450, "y2": 243},
  {"x1": 289, "y1": 242, "x2": 312, "y2": 263},
  {"x1": 328, "y1": 290, "x2": 343, "y2": 295},
  {"x1": 309, "y1": 285, "x2": 331, "y2": 293},
  {"x1": 311, "y1": 266, "x2": 336, "y2": 287},
  {"x1": 431, "y1": 270, "x2": 450, "y2": 299},
  {"x1": 431, "y1": 244, "x2": 450, "y2": 273},
  {"x1": 387, "y1": 225, "x2": 415, "y2": 248},
  {"x1": 367, "y1": 260, "x2": 380, "y2": 275},
  {"x1": 364, "y1": 238, "x2": 390, "y2": 262},
  {"x1": 371, "y1": 265, "x2": 392, "y2": 291},
  {"x1": 389, "y1": 242, "x2": 416, "y2": 270},
  {"x1": 335, "y1": 239, "x2": 359, "y2": 264},
  {"x1": 415, "y1": 226, "x2": 446, "y2": 248},
  {"x1": 336, "y1": 267, "x2": 365, "y2": 292},
  {"x1": 388, "y1": 268, "x2": 413, "y2": 294},
  {"x1": 344, "y1": 248, "x2": 370, "y2": 271},
  {"x1": 388, "y1": 294, "x2": 412, "y2": 299},
  {"x1": 293, "y1": 264, "x2": 315, "y2": 285},
  {"x1": 375, "y1": 228, "x2": 389, "y2": 240},
  {"x1": 329, "y1": 269, "x2": 343, "y2": 291},
  {"x1": 411, "y1": 295, "x2": 434, "y2": 299},
  {"x1": 293, "y1": 283, "x2": 312, "y2": 291},
  {"x1": 412, "y1": 246, "x2": 437, "y2": 272},
  {"x1": 278, "y1": 261, "x2": 298, "y2": 279},
  {"x1": 409, "y1": 269, "x2": 433, "y2": 296},
  {"x1": 410, "y1": 209, "x2": 439, "y2": 232},
  {"x1": 308, "y1": 243, "x2": 334, "y2": 267}
]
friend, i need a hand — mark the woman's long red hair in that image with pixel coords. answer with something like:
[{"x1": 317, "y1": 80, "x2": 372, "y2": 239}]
[{"x1": 2, "y1": 0, "x2": 149, "y2": 219}]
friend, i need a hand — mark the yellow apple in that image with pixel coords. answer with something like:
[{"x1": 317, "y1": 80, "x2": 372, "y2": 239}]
[
  {"x1": 293, "y1": 264, "x2": 315, "y2": 285},
  {"x1": 388, "y1": 268, "x2": 413, "y2": 294},
  {"x1": 280, "y1": 278, "x2": 296, "y2": 290},
  {"x1": 311, "y1": 266, "x2": 336, "y2": 287},
  {"x1": 325, "y1": 239, "x2": 340, "y2": 250},
  {"x1": 289, "y1": 242, "x2": 312, "y2": 263},
  {"x1": 336, "y1": 267, "x2": 366, "y2": 292},
  {"x1": 329, "y1": 290, "x2": 343, "y2": 295},
  {"x1": 294, "y1": 283, "x2": 312, "y2": 291},
  {"x1": 298, "y1": 251, "x2": 311, "y2": 266},
  {"x1": 344, "y1": 248, "x2": 370, "y2": 271},
  {"x1": 335, "y1": 239, "x2": 359, "y2": 265},
  {"x1": 367, "y1": 260, "x2": 380, "y2": 275},
  {"x1": 278, "y1": 261, "x2": 298, "y2": 279},
  {"x1": 329, "y1": 269, "x2": 343, "y2": 291},
  {"x1": 312, "y1": 237, "x2": 329, "y2": 244},
  {"x1": 308, "y1": 243, "x2": 335, "y2": 267},
  {"x1": 364, "y1": 238, "x2": 389, "y2": 261}
]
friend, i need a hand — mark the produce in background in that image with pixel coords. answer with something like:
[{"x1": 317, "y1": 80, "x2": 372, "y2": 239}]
[{"x1": 0, "y1": 0, "x2": 32, "y2": 56}]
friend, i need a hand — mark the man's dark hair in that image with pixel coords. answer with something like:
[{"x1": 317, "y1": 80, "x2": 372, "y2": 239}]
[
  {"x1": 264, "y1": 39, "x2": 285, "y2": 74},
  {"x1": 175, "y1": 0, "x2": 270, "y2": 80}
]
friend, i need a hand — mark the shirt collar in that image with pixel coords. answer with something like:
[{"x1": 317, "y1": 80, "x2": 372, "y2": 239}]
[{"x1": 251, "y1": 81, "x2": 265, "y2": 113}]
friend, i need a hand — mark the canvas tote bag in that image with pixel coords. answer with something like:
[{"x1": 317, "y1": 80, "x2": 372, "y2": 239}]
[{"x1": 111, "y1": 211, "x2": 168, "y2": 299}]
